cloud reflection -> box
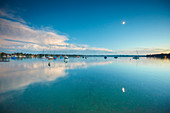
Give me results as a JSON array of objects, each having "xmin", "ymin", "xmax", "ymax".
[{"xmin": 0, "ymin": 58, "xmax": 113, "ymax": 95}]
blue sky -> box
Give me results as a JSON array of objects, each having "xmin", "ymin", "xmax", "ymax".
[{"xmin": 0, "ymin": 0, "xmax": 170, "ymax": 54}]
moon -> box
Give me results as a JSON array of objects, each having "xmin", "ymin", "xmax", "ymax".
[
  {"xmin": 122, "ymin": 87, "xmax": 125, "ymax": 92},
  {"xmin": 122, "ymin": 21, "xmax": 125, "ymax": 24}
]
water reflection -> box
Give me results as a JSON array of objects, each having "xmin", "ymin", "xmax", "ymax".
[
  {"xmin": 0, "ymin": 58, "xmax": 113, "ymax": 95},
  {"xmin": 1, "ymin": 57, "xmax": 170, "ymax": 96},
  {"xmin": 64, "ymin": 59, "xmax": 69, "ymax": 63},
  {"xmin": 122, "ymin": 87, "xmax": 125, "ymax": 93},
  {"xmin": 0, "ymin": 57, "xmax": 170, "ymax": 112}
]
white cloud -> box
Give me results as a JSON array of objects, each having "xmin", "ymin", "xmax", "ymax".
[
  {"xmin": 1, "ymin": 9, "xmax": 168, "ymax": 55},
  {"xmin": 116, "ymin": 48, "xmax": 170, "ymax": 55},
  {"xmin": 0, "ymin": 9, "xmax": 114, "ymax": 54},
  {"xmin": 0, "ymin": 8, "xmax": 26, "ymax": 23}
]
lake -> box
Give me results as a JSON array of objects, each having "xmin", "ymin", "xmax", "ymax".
[{"xmin": 0, "ymin": 57, "xmax": 170, "ymax": 113}]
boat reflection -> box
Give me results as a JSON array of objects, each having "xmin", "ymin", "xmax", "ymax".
[{"xmin": 64, "ymin": 58, "xmax": 69, "ymax": 63}]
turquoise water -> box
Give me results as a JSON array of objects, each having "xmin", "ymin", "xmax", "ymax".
[{"xmin": 0, "ymin": 57, "xmax": 170, "ymax": 113}]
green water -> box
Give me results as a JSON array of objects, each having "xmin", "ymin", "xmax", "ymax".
[{"xmin": 0, "ymin": 57, "xmax": 170, "ymax": 113}]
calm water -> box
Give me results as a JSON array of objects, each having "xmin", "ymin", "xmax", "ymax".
[{"xmin": 0, "ymin": 57, "xmax": 170, "ymax": 113}]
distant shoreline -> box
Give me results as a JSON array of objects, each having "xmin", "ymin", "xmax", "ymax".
[
  {"xmin": 146, "ymin": 53, "xmax": 170, "ymax": 59},
  {"xmin": 0, "ymin": 52, "xmax": 170, "ymax": 58},
  {"xmin": 0, "ymin": 52, "xmax": 145, "ymax": 57}
]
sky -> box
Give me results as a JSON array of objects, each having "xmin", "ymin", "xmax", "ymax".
[{"xmin": 0, "ymin": 0, "xmax": 170, "ymax": 55}]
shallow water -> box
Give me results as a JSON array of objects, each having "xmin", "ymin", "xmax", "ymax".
[{"xmin": 0, "ymin": 57, "xmax": 170, "ymax": 113}]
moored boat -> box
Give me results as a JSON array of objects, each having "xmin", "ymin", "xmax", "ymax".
[
  {"xmin": 18, "ymin": 55, "xmax": 22, "ymax": 58},
  {"xmin": 64, "ymin": 56, "xmax": 68, "ymax": 59},
  {"xmin": 133, "ymin": 56, "xmax": 139, "ymax": 59},
  {"xmin": 59, "ymin": 56, "xmax": 63, "ymax": 59},
  {"xmin": 114, "ymin": 56, "xmax": 118, "ymax": 59},
  {"xmin": 41, "ymin": 56, "xmax": 46, "ymax": 59},
  {"xmin": 41, "ymin": 49, "xmax": 46, "ymax": 59},
  {"xmin": 133, "ymin": 50, "xmax": 140, "ymax": 60},
  {"xmin": 2, "ymin": 55, "xmax": 6, "ymax": 58},
  {"xmin": 48, "ymin": 56, "xmax": 53, "ymax": 60},
  {"xmin": 11, "ymin": 55, "xmax": 17, "ymax": 59},
  {"xmin": 53, "ymin": 56, "xmax": 57, "ymax": 59}
]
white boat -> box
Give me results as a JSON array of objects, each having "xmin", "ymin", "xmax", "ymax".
[
  {"xmin": 48, "ymin": 56, "xmax": 53, "ymax": 60},
  {"xmin": 2, "ymin": 55, "xmax": 6, "ymax": 58},
  {"xmin": 47, "ymin": 47, "xmax": 53, "ymax": 60},
  {"xmin": 41, "ymin": 56, "xmax": 46, "ymax": 59},
  {"xmin": 7, "ymin": 55, "xmax": 10, "ymax": 58},
  {"xmin": 64, "ymin": 56, "xmax": 68, "ymax": 59}
]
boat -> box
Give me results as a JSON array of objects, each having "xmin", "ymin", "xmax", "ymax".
[
  {"xmin": 114, "ymin": 56, "xmax": 118, "ymax": 59},
  {"xmin": 133, "ymin": 50, "xmax": 139, "ymax": 60},
  {"xmin": 7, "ymin": 55, "xmax": 10, "ymax": 59},
  {"xmin": 104, "ymin": 56, "xmax": 107, "ymax": 59},
  {"xmin": 46, "ymin": 56, "xmax": 49, "ymax": 58},
  {"xmin": 133, "ymin": 56, "xmax": 139, "ymax": 59},
  {"xmin": 47, "ymin": 47, "xmax": 53, "ymax": 60},
  {"xmin": 59, "ymin": 56, "xmax": 63, "ymax": 59},
  {"xmin": 64, "ymin": 56, "xmax": 68, "ymax": 59},
  {"xmin": 85, "ymin": 56, "xmax": 88, "ymax": 59},
  {"xmin": 2, "ymin": 55, "xmax": 6, "ymax": 58},
  {"xmin": 41, "ymin": 56, "xmax": 46, "ymax": 59},
  {"xmin": 53, "ymin": 56, "xmax": 57, "ymax": 59},
  {"xmin": 41, "ymin": 49, "xmax": 46, "ymax": 59},
  {"xmin": 48, "ymin": 56, "xmax": 53, "ymax": 60},
  {"xmin": 18, "ymin": 55, "xmax": 22, "ymax": 58},
  {"xmin": 77, "ymin": 56, "xmax": 80, "ymax": 58},
  {"xmin": 83, "ymin": 56, "xmax": 87, "ymax": 59},
  {"xmin": 11, "ymin": 55, "xmax": 17, "ymax": 59}
]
